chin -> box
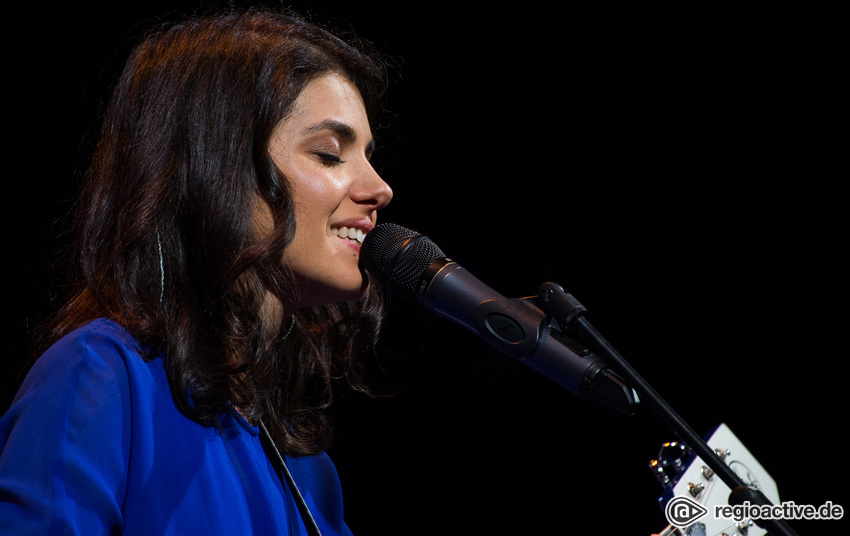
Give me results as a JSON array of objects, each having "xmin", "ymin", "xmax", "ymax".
[
  {"xmin": 298, "ymin": 275, "xmax": 370, "ymax": 308},
  {"xmin": 339, "ymin": 277, "xmax": 370, "ymax": 303}
]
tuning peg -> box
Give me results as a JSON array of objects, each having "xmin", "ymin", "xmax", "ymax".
[
  {"xmin": 687, "ymin": 481, "xmax": 705, "ymax": 498},
  {"xmin": 736, "ymin": 519, "xmax": 754, "ymax": 533},
  {"xmin": 649, "ymin": 458, "xmax": 671, "ymax": 487},
  {"xmin": 649, "ymin": 441, "xmax": 692, "ymax": 488}
]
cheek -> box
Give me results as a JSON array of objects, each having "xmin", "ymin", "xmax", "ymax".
[{"xmin": 289, "ymin": 169, "xmax": 347, "ymax": 215}]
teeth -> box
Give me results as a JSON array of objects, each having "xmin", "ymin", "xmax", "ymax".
[{"xmin": 331, "ymin": 226, "xmax": 367, "ymax": 245}]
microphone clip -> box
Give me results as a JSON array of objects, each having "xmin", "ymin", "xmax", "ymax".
[
  {"xmin": 535, "ymin": 282, "xmax": 588, "ymax": 331},
  {"xmin": 470, "ymin": 291, "xmax": 640, "ymax": 416}
]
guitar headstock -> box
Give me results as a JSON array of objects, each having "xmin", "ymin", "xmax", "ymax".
[{"xmin": 649, "ymin": 423, "xmax": 780, "ymax": 536}]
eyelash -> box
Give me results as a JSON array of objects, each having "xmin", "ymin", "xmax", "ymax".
[{"xmin": 315, "ymin": 152, "xmax": 346, "ymax": 166}]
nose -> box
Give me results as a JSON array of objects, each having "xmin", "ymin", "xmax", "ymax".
[{"xmin": 351, "ymin": 164, "xmax": 393, "ymax": 211}]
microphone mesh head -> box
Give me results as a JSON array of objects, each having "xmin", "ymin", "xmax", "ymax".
[{"xmin": 361, "ymin": 223, "xmax": 445, "ymax": 300}]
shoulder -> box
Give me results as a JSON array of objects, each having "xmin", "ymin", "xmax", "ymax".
[
  {"xmin": 5, "ymin": 318, "xmax": 160, "ymax": 427},
  {"xmin": 25, "ymin": 318, "xmax": 150, "ymax": 391},
  {"xmin": 41, "ymin": 317, "xmax": 143, "ymax": 366},
  {"xmin": 0, "ymin": 319, "xmax": 151, "ymax": 533}
]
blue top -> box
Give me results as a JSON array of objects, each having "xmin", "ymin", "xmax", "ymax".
[{"xmin": 0, "ymin": 318, "xmax": 354, "ymax": 535}]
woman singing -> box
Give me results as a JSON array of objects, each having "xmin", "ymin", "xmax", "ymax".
[{"xmin": 0, "ymin": 8, "xmax": 392, "ymax": 535}]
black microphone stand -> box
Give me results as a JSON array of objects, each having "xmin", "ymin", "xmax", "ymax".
[{"xmin": 535, "ymin": 282, "xmax": 799, "ymax": 536}]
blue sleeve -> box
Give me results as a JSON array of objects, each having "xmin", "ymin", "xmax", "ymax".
[{"xmin": 0, "ymin": 322, "xmax": 133, "ymax": 535}]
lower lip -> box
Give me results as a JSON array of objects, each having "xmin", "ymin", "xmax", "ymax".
[{"xmin": 337, "ymin": 236, "xmax": 362, "ymax": 252}]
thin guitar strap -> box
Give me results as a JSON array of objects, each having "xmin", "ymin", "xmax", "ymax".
[{"xmin": 259, "ymin": 421, "xmax": 323, "ymax": 536}]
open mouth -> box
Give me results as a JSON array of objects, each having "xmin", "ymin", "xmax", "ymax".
[{"xmin": 331, "ymin": 225, "xmax": 367, "ymax": 246}]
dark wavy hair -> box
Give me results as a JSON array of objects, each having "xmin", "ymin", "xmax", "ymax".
[{"xmin": 38, "ymin": 9, "xmax": 389, "ymax": 456}]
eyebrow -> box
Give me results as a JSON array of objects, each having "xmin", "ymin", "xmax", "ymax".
[{"xmin": 303, "ymin": 119, "xmax": 376, "ymax": 153}]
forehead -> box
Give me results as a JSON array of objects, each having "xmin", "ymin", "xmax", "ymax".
[{"xmin": 286, "ymin": 73, "xmax": 369, "ymax": 133}]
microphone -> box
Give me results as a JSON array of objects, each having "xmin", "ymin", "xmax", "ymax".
[{"xmin": 361, "ymin": 222, "xmax": 639, "ymax": 415}]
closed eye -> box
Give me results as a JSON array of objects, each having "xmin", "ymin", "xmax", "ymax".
[{"xmin": 315, "ymin": 152, "xmax": 346, "ymax": 166}]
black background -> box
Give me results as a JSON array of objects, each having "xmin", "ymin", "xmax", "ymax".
[{"xmin": 5, "ymin": 1, "xmax": 847, "ymax": 534}]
